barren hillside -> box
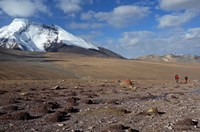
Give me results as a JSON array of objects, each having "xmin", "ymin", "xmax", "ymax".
[{"xmin": 0, "ymin": 50, "xmax": 200, "ymax": 80}]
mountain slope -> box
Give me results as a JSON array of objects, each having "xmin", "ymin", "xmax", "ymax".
[{"xmin": 0, "ymin": 18, "xmax": 123, "ymax": 58}]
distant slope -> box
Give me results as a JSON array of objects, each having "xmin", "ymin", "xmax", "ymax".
[
  {"xmin": 136, "ymin": 54, "xmax": 200, "ymax": 63},
  {"xmin": 46, "ymin": 43, "xmax": 124, "ymax": 58},
  {"xmin": 0, "ymin": 48, "xmax": 77, "ymax": 80}
]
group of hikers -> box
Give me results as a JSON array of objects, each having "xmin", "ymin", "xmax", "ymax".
[{"xmin": 175, "ymin": 74, "xmax": 188, "ymax": 83}]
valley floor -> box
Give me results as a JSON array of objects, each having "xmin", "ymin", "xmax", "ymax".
[{"xmin": 0, "ymin": 79, "xmax": 200, "ymax": 132}]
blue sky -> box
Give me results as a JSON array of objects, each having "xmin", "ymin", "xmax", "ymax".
[{"xmin": 0, "ymin": 0, "xmax": 200, "ymax": 58}]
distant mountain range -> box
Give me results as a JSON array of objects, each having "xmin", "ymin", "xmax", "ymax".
[
  {"xmin": 0, "ymin": 18, "xmax": 123, "ymax": 58},
  {"xmin": 136, "ymin": 54, "xmax": 200, "ymax": 63}
]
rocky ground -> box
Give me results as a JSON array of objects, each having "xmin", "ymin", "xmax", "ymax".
[{"xmin": 0, "ymin": 79, "xmax": 200, "ymax": 132}]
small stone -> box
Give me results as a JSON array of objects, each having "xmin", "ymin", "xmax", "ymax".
[
  {"xmin": 79, "ymin": 121, "xmax": 84, "ymax": 125},
  {"xmin": 57, "ymin": 123, "xmax": 64, "ymax": 127},
  {"xmin": 51, "ymin": 85, "xmax": 61, "ymax": 90},
  {"xmin": 88, "ymin": 126, "xmax": 94, "ymax": 130},
  {"xmin": 20, "ymin": 92, "xmax": 28, "ymax": 96},
  {"xmin": 165, "ymin": 125, "xmax": 173, "ymax": 130},
  {"xmin": 192, "ymin": 119, "xmax": 198, "ymax": 126},
  {"xmin": 31, "ymin": 128, "xmax": 37, "ymax": 132},
  {"xmin": 108, "ymin": 121, "xmax": 114, "ymax": 124},
  {"xmin": 146, "ymin": 107, "xmax": 159, "ymax": 114},
  {"xmin": 85, "ymin": 108, "xmax": 90, "ymax": 111},
  {"xmin": 9, "ymin": 123, "xmax": 13, "ymax": 127}
]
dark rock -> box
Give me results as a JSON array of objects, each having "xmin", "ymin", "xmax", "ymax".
[
  {"xmin": 67, "ymin": 91, "xmax": 78, "ymax": 96},
  {"xmin": 85, "ymin": 99, "xmax": 102, "ymax": 104},
  {"xmin": 0, "ymin": 90, "xmax": 8, "ymax": 94},
  {"xmin": 30, "ymin": 102, "xmax": 60, "ymax": 114},
  {"xmin": 0, "ymin": 105, "xmax": 20, "ymax": 112},
  {"xmin": 175, "ymin": 118, "xmax": 198, "ymax": 126},
  {"xmin": 66, "ymin": 97, "xmax": 80, "ymax": 105},
  {"xmin": 66, "ymin": 107, "xmax": 79, "ymax": 113},
  {"xmin": 107, "ymin": 99, "xmax": 121, "ymax": 105},
  {"xmin": 0, "ymin": 112, "xmax": 6, "ymax": 116},
  {"xmin": 120, "ymin": 109, "xmax": 132, "ymax": 114},
  {"xmin": 0, "ymin": 111, "xmax": 34, "ymax": 120},
  {"xmin": 43, "ymin": 111, "xmax": 69, "ymax": 122},
  {"xmin": 102, "ymin": 124, "xmax": 139, "ymax": 132}
]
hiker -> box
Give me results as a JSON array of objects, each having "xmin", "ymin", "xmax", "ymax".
[
  {"xmin": 185, "ymin": 76, "xmax": 188, "ymax": 83},
  {"xmin": 175, "ymin": 74, "xmax": 179, "ymax": 83}
]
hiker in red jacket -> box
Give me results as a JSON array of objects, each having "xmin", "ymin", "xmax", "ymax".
[{"xmin": 175, "ymin": 74, "xmax": 179, "ymax": 83}]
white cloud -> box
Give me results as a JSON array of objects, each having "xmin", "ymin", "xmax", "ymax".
[
  {"xmin": 106, "ymin": 28, "xmax": 200, "ymax": 58},
  {"xmin": 79, "ymin": 31, "xmax": 102, "ymax": 43},
  {"xmin": 68, "ymin": 22, "xmax": 104, "ymax": 29},
  {"xmin": 95, "ymin": 5, "xmax": 150, "ymax": 28},
  {"xmin": 158, "ymin": 0, "xmax": 200, "ymax": 28},
  {"xmin": 80, "ymin": 5, "xmax": 150, "ymax": 28},
  {"xmin": 157, "ymin": 10, "xmax": 198, "ymax": 28},
  {"xmin": 184, "ymin": 28, "xmax": 200, "ymax": 39},
  {"xmin": 57, "ymin": 0, "xmax": 82, "ymax": 14},
  {"xmin": 81, "ymin": 11, "xmax": 95, "ymax": 20},
  {"xmin": 0, "ymin": 0, "xmax": 49, "ymax": 17},
  {"xmin": 57, "ymin": 0, "xmax": 93, "ymax": 14},
  {"xmin": 160, "ymin": 0, "xmax": 200, "ymax": 10},
  {"xmin": 119, "ymin": 31, "xmax": 153, "ymax": 47}
]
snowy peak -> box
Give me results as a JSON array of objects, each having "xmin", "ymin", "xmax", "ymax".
[
  {"xmin": 9, "ymin": 18, "xmax": 29, "ymax": 31},
  {"xmin": 0, "ymin": 19, "xmax": 29, "ymax": 39},
  {"xmin": 0, "ymin": 18, "xmax": 98, "ymax": 51}
]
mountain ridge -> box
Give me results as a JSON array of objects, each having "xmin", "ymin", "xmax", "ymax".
[{"xmin": 136, "ymin": 54, "xmax": 200, "ymax": 63}]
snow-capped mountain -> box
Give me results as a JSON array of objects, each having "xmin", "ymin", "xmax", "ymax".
[
  {"xmin": 0, "ymin": 18, "xmax": 123, "ymax": 58},
  {"xmin": 0, "ymin": 18, "xmax": 98, "ymax": 51}
]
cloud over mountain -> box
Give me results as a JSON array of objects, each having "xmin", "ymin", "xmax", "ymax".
[
  {"xmin": 56, "ymin": 0, "xmax": 93, "ymax": 14},
  {"xmin": 95, "ymin": 5, "xmax": 150, "ymax": 28},
  {"xmin": 0, "ymin": 0, "xmax": 49, "ymax": 17}
]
